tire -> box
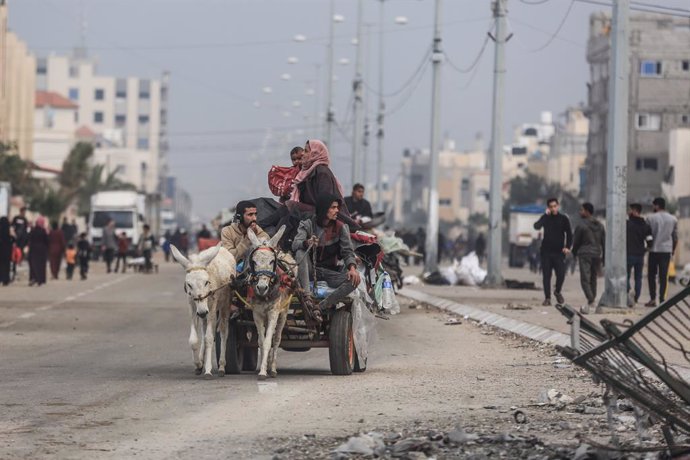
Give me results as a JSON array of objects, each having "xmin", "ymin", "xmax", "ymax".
[
  {"xmin": 224, "ymin": 322, "xmax": 244, "ymax": 374},
  {"xmin": 329, "ymin": 309, "xmax": 355, "ymax": 375}
]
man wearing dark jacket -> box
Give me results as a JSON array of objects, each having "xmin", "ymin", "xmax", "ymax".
[
  {"xmin": 626, "ymin": 203, "xmax": 651, "ymax": 306},
  {"xmin": 533, "ymin": 198, "xmax": 573, "ymax": 306},
  {"xmin": 293, "ymin": 194, "xmax": 361, "ymax": 311},
  {"xmin": 344, "ymin": 183, "xmax": 373, "ymax": 221},
  {"xmin": 572, "ymin": 203, "xmax": 605, "ymax": 313}
]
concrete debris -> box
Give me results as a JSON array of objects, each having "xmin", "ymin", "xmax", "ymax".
[
  {"xmin": 539, "ymin": 389, "xmax": 575, "ymax": 407},
  {"xmin": 444, "ymin": 317, "xmax": 462, "ymax": 325},
  {"xmin": 446, "ymin": 427, "xmax": 479, "ymax": 444},
  {"xmin": 504, "ymin": 302, "xmax": 533, "ymax": 310},
  {"xmin": 333, "ymin": 432, "xmax": 385, "ymax": 457}
]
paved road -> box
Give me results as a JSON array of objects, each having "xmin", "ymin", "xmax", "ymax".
[{"xmin": 0, "ymin": 260, "xmax": 601, "ymax": 459}]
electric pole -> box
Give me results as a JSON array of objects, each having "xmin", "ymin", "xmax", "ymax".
[
  {"xmin": 599, "ymin": 0, "xmax": 630, "ymax": 309},
  {"xmin": 376, "ymin": 0, "xmax": 386, "ymax": 211},
  {"xmin": 325, "ymin": 0, "xmax": 335, "ymax": 147},
  {"xmin": 351, "ymin": 0, "xmax": 364, "ymax": 187},
  {"xmin": 486, "ymin": 0, "xmax": 508, "ymax": 287},
  {"xmin": 424, "ymin": 0, "xmax": 443, "ymax": 273}
]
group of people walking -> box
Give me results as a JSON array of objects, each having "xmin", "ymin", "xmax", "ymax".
[
  {"xmin": 0, "ymin": 208, "xmax": 92, "ymax": 286},
  {"xmin": 535, "ymin": 197, "xmax": 678, "ymax": 313}
]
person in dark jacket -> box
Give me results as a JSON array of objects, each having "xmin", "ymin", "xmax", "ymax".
[
  {"xmin": 60, "ymin": 217, "xmax": 77, "ymax": 245},
  {"xmin": 48, "ymin": 220, "xmax": 67, "ymax": 279},
  {"xmin": 571, "ymin": 203, "xmax": 605, "ymax": 313},
  {"xmin": 626, "ymin": 203, "xmax": 651, "ymax": 306},
  {"xmin": 344, "ymin": 183, "xmax": 373, "ymax": 221},
  {"xmin": 77, "ymin": 232, "xmax": 91, "ymax": 280},
  {"xmin": 533, "ymin": 198, "xmax": 573, "ymax": 306},
  {"xmin": 474, "ymin": 233, "xmax": 486, "ymax": 265},
  {"xmin": 0, "ymin": 217, "xmax": 14, "ymax": 286},
  {"xmin": 293, "ymin": 194, "xmax": 361, "ymax": 312},
  {"xmin": 29, "ymin": 217, "xmax": 49, "ymax": 286}
]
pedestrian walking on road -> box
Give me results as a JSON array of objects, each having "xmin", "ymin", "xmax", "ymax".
[
  {"xmin": 61, "ymin": 217, "xmax": 77, "ymax": 245},
  {"xmin": 0, "ymin": 217, "xmax": 14, "ymax": 286},
  {"xmin": 138, "ymin": 224, "xmax": 156, "ymax": 273},
  {"xmin": 533, "ymin": 198, "xmax": 573, "ymax": 306},
  {"xmin": 114, "ymin": 232, "xmax": 129, "ymax": 273},
  {"xmin": 77, "ymin": 233, "xmax": 91, "ymax": 280},
  {"xmin": 29, "ymin": 217, "xmax": 49, "ymax": 286},
  {"xmin": 626, "ymin": 203, "xmax": 651, "ymax": 306},
  {"xmin": 645, "ymin": 197, "xmax": 678, "ymax": 307},
  {"xmin": 571, "ymin": 203, "xmax": 605, "ymax": 314},
  {"xmin": 11, "ymin": 207, "xmax": 29, "ymax": 278},
  {"xmin": 65, "ymin": 243, "xmax": 77, "ymax": 280},
  {"xmin": 102, "ymin": 219, "xmax": 117, "ymax": 273},
  {"xmin": 48, "ymin": 220, "xmax": 66, "ymax": 280}
]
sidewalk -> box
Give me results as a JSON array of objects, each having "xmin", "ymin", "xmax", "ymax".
[{"xmin": 397, "ymin": 263, "xmax": 686, "ymax": 346}]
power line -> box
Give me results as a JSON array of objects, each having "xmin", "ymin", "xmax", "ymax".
[
  {"xmin": 362, "ymin": 45, "xmax": 432, "ymax": 98},
  {"xmin": 528, "ymin": 0, "xmax": 577, "ymax": 52},
  {"xmin": 574, "ymin": 0, "xmax": 690, "ymax": 18},
  {"xmin": 444, "ymin": 27, "xmax": 492, "ymax": 74},
  {"xmin": 384, "ymin": 62, "xmax": 429, "ymax": 117}
]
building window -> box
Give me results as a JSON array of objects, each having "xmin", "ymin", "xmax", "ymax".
[
  {"xmin": 635, "ymin": 157, "xmax": 658, "ymax": 171},
  {"xmin": 138, "ymin": 80, "xmax": 151, "ymax": 99},
  {"xmin": 635, "ymin": 113, "xmax": 661, "ymax": 131},
  {"xmin": 116, "ymin": 78, "xmax": 127, "ymax": 99},
  {"xmin": 74, "ymin": 112, "xmax": 79, "ymax": 123},
  {"xmin": 682, "ymin": 60, "xmax": 689, "ymax": 72},
  {"xmin": 115, "ymin": 114, "xmax": 126, "ymax": 126},
  {"xmin": 138, "ymin": 115, "xmax": 150, "ymax": 124},
  {"xmin": 36, "ymin": 58, "xmax": 47, "ymax": 75},
  {"xmin": 439, "ymin": 198, "xmax": 451, "ymax": 206},
  {"xmin": 640, "ymin": 60, "xmax": 662, "ymax": 76},
  {"xmin": 682, "ymin": 114, "xmax": 690, "ymax": 125},
  {"xmin": 68, "ymin": 88, "xmax": 79, "ymax": 101},
  {"xmin": 69, "ymin": 64, "xmax": 80, "ymax": 78},
  {"xmin": 94, "ymin": 88, "xmax": 105, "ymax": 101},
  {"xmin": 137, "ymin": 137, "xmax": 150, "ymax": 149},
  {"xmin": 93, "ymin": 111, "xmax": 104, "ymax": 123}
]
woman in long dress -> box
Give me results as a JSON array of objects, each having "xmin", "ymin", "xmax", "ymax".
[
  {"xmin": 0, "ymin": 217, "xmax": 13, "ymax": 286},
  {"xmin": 29, "ymin": 216, "xmax": 49, "ymax": 286},
  {"xmin": 48, "ymin": 220, "xmax": 66, "ymax": 279}
]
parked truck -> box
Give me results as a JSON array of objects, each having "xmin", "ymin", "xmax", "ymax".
[
  {"xmin": 88, "ymin": 191, "xmax": 146, "ymax": 259},
  {"xmin": 508, "ymin": 205, "xmax": 544, "ymax": 268}
]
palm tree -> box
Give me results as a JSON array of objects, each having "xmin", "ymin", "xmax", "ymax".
[{"xmin": 77, "ymin": 164, "xmax": 137, "ymax": 217}]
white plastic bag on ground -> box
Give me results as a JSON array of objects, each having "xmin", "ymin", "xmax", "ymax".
[
  {"xmin": 402, "ymin": 275, "xmax": 421, "ymax": 285},
  {"xmin": 454, "ymin": 251, "xmax": 487, "ymax": 286},
  {"xmin": 350, "ymin": 285, "xmax": 378, "ymax": 366}
]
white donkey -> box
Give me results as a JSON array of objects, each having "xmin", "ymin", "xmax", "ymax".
[
  {"xmin": 170, "ymin": 244, "xmax": 236, "ymax": 378},
  {"xmin": 246, "ymin": 226, "xmax": 296, "ymax": 380}
]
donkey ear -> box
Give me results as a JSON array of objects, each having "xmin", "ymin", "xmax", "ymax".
[
  {"xmin": 268, "ymin": 225, "xmax": 286, "ymax": 249},
  {"xmin": 247, "ymin": 228, "xmax": 262, "ymax": 247},
  {"xmin": 170, "ymin": 244, "xmax": 190, "ymax": 269},
  {"xmin": 198, "ymin": 244, "xmax": 221, "ymax": 267}
]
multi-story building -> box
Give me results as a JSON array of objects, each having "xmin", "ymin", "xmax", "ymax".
[
  {"xmin": 585, "ymin": 12, "xmax": 690, "ymax": 205},
  {"xmin": 0, "ymin": 0, "xmax": 36, "ymax": 160},
  {"xmin": 33, "ymin": 91, "xmax": 78, "ymax": 171},
  {"xmin": 547, "ymin": 107, "xmax": 589, "ymax": 195}
]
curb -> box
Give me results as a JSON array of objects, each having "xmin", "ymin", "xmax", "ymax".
[{"xmin": 398, "ymin": 288, "xmax": 570, "ymax": 347}]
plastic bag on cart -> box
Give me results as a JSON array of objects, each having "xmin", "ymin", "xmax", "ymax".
[
  {"xmin": 373, "ymin": 271, "xmax": 400, "ymax": 315},
  {"xmin": 350, "ymin": 283, "xmax": 378, "ymax": 366}
]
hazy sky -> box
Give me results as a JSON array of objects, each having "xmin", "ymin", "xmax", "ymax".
[{"xmin": 8, "ymin": 0, "xmax": 689, "ymax": 219}]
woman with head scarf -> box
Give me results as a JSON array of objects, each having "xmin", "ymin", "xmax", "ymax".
[
  {"xmin": 0, "ymin": 217, "xmax": 14, "ymax": 286},
  {"xmin": 29, "ymin": 216, "xmax": 49, "ymax": 286},
  {"xmin": 48, "ymin": 220, "xmax": 67, "ymax": 279},
  {"xmin": 290, "ymin": 140, "xmax": 346, "ymax": 206}
]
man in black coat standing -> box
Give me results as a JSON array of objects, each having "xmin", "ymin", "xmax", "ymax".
[{"xmin": 533, "ymin": 198, "xmax": 573, "ymax": 306}]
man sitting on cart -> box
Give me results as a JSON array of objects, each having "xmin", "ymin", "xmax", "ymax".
[
  {"xmin": 292, "ymin": 194, "xmax": 361, "ymax": 312},
  {"xmin": 221, "ymin": 200, "xmax": 269, "ymax": 263}
]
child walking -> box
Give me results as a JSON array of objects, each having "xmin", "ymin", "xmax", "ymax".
[{"xmin": 65, "ymin": 243, "xmax": 77, "ymax": 280}]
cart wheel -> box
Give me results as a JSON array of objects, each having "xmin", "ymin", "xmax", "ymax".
[
  {"xmin": 242, "ymin": 346, "xmax": 258, "ymax": 371},
  {"xmin": 329, "ymin": 309, "xmax": 354, "ymax": 375},
  {"xmin": 225, "ymin": 322, "xmax": 244, "ymax": 374}
]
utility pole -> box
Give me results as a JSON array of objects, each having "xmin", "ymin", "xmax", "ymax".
[
  {"xmin": 325, "ymin": 0, "xmax": 335, "ymax": 147},
  {"xmin": 362, "ymin": 24, "xmax": 373, "ymax": 189},
  {"xmin": 351, "ymin": 0, "xmax": 364, "ymax": 187},
  {"xmin": 424, "ymin": 0, "xmax": 443, "ymax": 274},
  {"xmin": 486, "ymin": 0, "xmax": 508, "ymax": 287},
  {"xmin": 599, "ymin": 0, "xmax": 630, "ymax": 309},
  {"xmin": 376, "ymin": 0, "xmax": 386, "ymax": 211}
]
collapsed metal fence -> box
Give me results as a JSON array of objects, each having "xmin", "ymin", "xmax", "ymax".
[{"xmin": 556, "ymin": 285, "xmax": 690, "ymax": 453}]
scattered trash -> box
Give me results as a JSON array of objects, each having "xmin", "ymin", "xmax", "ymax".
[
  {"xmin": 539, "ymin": 388, "xmax": 574, "ymax": 407},
  {"xmin": 422, "ymin": 271, "xmax": 451, "ymax": 286},
  {"xmin": 447, "ymin": 427, "xmax": 479, "ymax": 444},
  {"xmin": 333, "ymin": 432, "xmax": 385, "ymax": 457},
  {"xmin": 444, "ymin": 317, "xmax": 462, "ymax": 326},
  {"xmin": 513, "ymin": 410, "xmax": 527, "ymax": 424},
  {"xmin": 504, "ymin": 302, "xmax": 532, "ymax": 310},
  {"xmin": 504, "ymin": 279, "xmax": 538, "ymax": 290},
  {"xmin": 402, "ymin": 275, "xmax": 422, "ymax": 286}
]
